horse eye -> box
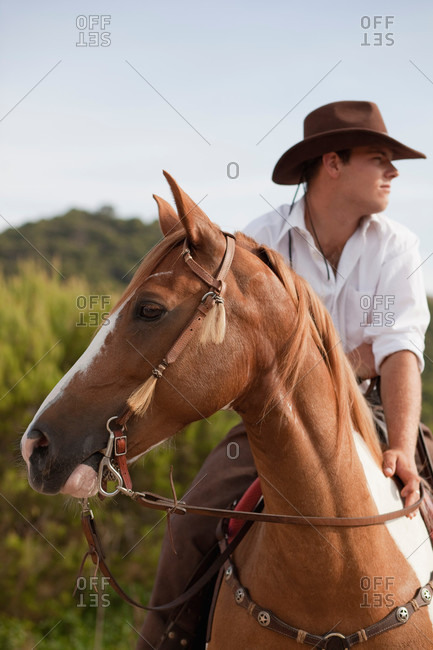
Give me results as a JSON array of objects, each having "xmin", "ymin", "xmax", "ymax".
[{"xmin": 138, "ymin": 303, "xmax": 165, "ymax": 321}]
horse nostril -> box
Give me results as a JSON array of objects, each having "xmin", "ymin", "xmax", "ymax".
[
  {"xmin": 22, "ymin": 429, "xmax": 50, "ymax": 465},
  {"xmin": 27, "ymin": 429, "xmax": 50, "ymax": 448}
]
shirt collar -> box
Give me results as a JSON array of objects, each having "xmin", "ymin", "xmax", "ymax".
[
  {"xmin": 281, "ymin": 196, "xmax": 383, "ymax": 242},
  {"xmin": 277, "ymin": 195, "xmax": 307, "ymax": 245}
]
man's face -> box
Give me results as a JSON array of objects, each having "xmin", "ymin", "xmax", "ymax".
[{"xmin": 337, "ymin": 145, "xmax": 398, "ymax": 215}]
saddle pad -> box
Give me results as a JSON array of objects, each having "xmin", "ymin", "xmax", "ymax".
[{"xmin": 228, "ymin": 477, "xmax": 262, "ymax": 542}]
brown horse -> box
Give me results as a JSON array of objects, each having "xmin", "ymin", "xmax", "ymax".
[{"xmin": 22, "ymin": 173, "xmax": 433, "ymax": 648}]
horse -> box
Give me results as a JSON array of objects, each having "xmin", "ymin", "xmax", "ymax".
[{"xmin": 21, "ymin": 172, "xmax": 433, "ymax": 648}]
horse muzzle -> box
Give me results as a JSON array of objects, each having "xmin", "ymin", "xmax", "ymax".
[{"xmin": 21, "ymin": 427, "xmax": 102, "ymax": 497}]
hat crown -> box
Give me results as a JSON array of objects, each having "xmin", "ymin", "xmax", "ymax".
[{"xmin": 304, "ymin": 101, "xmax": 388, "ymax": 138}]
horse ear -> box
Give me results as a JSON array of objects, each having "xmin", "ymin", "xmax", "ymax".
[
  {"xmin": 153, "ymin": 194, "xmax": 182, "ymax": 237},
  {"xmin": 162, "ymin": 170, "xmax": 213, "ymax": 246}
]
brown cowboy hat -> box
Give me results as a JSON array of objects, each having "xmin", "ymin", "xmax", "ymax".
[{"xmin": 272, "ymin": 100, "xmax": 426, "ymax": 185}]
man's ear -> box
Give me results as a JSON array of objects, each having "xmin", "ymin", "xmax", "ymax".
[
  {"xmin": 153, "ymin": 194, "xmax": 182, "ymax": 236},
  {"xmin": 321, "ymin": 152, "xmax": 343, "ymax": 179}
]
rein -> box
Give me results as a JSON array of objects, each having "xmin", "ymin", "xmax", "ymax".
[
  {"xmin": 79, "ymin": 231, "xmax": 425, "ymax": 616},
  {"xmin": 95, "ymin": 231, "xmax": 424, "ymax": 525},
  {"xmin": 97, "ymin": 420, "xmax": 425, "ymax": 526}
]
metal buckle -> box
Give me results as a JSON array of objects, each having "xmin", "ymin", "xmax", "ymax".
[
  {"xmin": 114, "ymin": 435, "xmax": 127, "ymax": 456},
  {"xmin": 201, "ymin": 290, "xmax": 217, "ymax": 303},
  {"xmin": 323, "ymin": 632, "xmax": 348, "ymax": 650}
]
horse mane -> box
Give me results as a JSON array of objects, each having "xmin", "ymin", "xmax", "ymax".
[{"xmin": 236, "ymin": 232, "xmax": 382, "ymax": 465}]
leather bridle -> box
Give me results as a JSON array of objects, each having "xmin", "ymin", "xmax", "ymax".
[
  {"xmin": 78, "ymin": 231, "xmax": 428, "ymax": 643},
  {"xmin": 97, "ymin": 231, "xmax": 236, "ymax": 497},
  {"xmin": 94, "ymin": 230, "xmax": 424, "ymax": 525}
]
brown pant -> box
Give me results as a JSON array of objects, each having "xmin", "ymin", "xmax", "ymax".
[{"xmin": 136, "ymin": 423, "xmax": 256, "ymax": 650}]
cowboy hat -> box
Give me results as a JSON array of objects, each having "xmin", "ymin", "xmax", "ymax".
[{"xmin": 272, "ymin": 100, "xmax": 426, "ymax": 185}]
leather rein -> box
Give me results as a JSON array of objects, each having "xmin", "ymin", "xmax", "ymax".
[
  {"xmin": 92, "ymin": 230, "xmax": 424, "ymax": 526},
  {"xmin": 79, "ymin": 231, "xmax": 425, "ymax": 614},
  {"xmin": 96, "ymin": 417, "xmax": 425, "ymax": 527}
]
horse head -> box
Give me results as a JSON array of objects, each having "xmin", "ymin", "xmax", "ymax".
[{"xmin": 21, "ymin": 172, "xmax": 289, "ymax": 498}]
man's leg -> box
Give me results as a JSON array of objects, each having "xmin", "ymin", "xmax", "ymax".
[{"xmin": 136, "ymin": 422, "xmax": 256, "ymax": 650}]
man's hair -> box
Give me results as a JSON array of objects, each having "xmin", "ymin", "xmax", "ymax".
[{"xmin": 302, "ymin": 149, "xmax": 351, "ymax": 185}]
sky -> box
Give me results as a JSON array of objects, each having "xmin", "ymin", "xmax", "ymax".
[{"xmin": 1, "ymin": 0, "xmax": 432, "ymax": 291}]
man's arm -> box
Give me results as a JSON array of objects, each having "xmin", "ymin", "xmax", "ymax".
[
  {"xmin": 348, "ymin": 345, "xmax": 422, "ymax": 514},
  {"xmin": 380, "ymin": 350, "xmax": 421, "ymax": 514}
]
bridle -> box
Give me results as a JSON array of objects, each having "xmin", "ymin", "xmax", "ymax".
[
  {"xmin": 78, "ymin": 231, "xmax": 429, "ymax": 646},
  {"xmin": 93, "ymin": 230, "xmax": 424, "ymax": 525},
  {"xmin": 97, "ymin": 231, "xmax": 237, "ymax": 497}
]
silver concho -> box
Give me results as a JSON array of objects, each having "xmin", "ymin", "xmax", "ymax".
[
  {"xmin": 396, "ymin": 606, "xmax": 409, "ymax": 623},
  {"xmin": 235, "ymin": 588, "xmax": 245, "ymax": 604},
  {"xmin": 257, "ymin": 611, "xmax": 271, "ymax": 627},
  {"xmin": 421, "ymin": 587, "xmax": 432, "ymax": 603}
]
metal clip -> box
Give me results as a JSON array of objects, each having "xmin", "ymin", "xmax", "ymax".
[{"xmin": 97, "ymin": 416, "xmax": 125, "ymax": 497}]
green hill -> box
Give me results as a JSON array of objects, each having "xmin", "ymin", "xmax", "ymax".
[{"xmin": 0, "ymin": 206, "xmax": 162, "ymax": 288}]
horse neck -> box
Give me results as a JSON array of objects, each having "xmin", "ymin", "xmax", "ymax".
[{"xmin": 240, "ymin": 345, "xmax": 373, "ymax": 522}]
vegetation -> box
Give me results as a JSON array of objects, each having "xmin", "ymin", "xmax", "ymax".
[
  {"xmin": 0, "ymin": 209, "xmax": 432, "ymax": 649},
  {"xmin": 0, "ymin": 258, "xmax": 238, "ymax": 649},
  {"xmin": 0, "ymin": 207, "xmax": 162, "ymax": 289}
]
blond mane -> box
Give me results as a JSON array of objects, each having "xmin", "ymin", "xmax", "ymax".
[{"xmin": 236, "ymin": 232, "xmax": 382, "ymax": 465}]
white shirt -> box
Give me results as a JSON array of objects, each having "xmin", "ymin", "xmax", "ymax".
[{"xmin": 244, "ymin": 196, "xmax": 430, "ymax": 373}]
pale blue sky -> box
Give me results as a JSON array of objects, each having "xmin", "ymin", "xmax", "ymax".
[{"xmin": 1, "ymin": 1, "xmax": 432, "ymax": 290}]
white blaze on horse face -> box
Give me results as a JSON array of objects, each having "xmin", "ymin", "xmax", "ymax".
[
  {"xmin": 353, "ymin": 431, "xmax": 433, "ymax": 626},
  {"xmin": 146, "ymin": 271, "xmax": 173, "ymax": 280},
  {"xmin": 21, "ymin": 306, "xmax": 123, "ymax": 453}
]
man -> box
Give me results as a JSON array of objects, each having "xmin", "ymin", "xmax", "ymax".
[{"xmin": 137, "ymin": 101, "xmax": 430, "ymax": 650}]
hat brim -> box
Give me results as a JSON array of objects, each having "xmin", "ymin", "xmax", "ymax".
[{"xmin": 272, "ymin": 128, "xmax": 426, "ymax": 185}]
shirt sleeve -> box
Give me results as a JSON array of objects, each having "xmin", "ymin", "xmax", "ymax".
[
  {"xmin": 243, "ymin": 208, "xmax": 289, "ymax": 250},
  {"xmin": 365, "ymin": 235, "xmax": 430, "ymax": 373},
  {"xmin": 243, "ymin": 214, "xmax": 276, "ymax": 247}
]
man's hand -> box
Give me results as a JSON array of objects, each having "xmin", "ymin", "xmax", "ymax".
[{"xmin": 382, "ymin": 448, "xmax": 420, "ymax": 518}]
